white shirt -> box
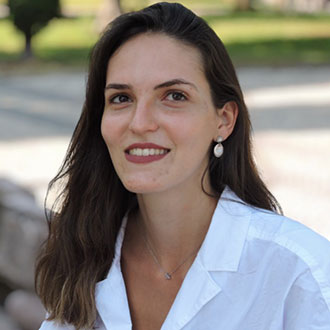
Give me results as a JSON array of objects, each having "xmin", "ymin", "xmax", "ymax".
[{"xmin": 40, "ymin": 188, "xmax": 330, "ymax": 329}]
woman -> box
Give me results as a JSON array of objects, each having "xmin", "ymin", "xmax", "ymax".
[{"xmin": 36, "ymin": 2, "xmax": 330, "ymax": 329}]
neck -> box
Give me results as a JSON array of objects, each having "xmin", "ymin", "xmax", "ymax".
[{"xmin": 133, "ymin": 178, "xmax": 218, "ymax": 270}]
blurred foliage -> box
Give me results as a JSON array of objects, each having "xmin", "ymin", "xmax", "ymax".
[
  {"xmin": 0, "ymin": 1, "xmax": 329, "ymax": 68},
  {"xmin": 0, "ymin": 0, "xmax": 234, "ymax": 13}
]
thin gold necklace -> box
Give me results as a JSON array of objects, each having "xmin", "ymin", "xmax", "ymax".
[{"xmin": 141, "ymin": 228, "xmax": 199, "ymax": 280}]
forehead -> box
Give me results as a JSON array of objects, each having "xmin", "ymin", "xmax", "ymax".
[{"xmin": 105, "ymin": 33, "xmax": 205, "ymax": 84}]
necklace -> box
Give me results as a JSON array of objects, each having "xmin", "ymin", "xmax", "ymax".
[{"xmin": 141, "ymin": 229, "xmax": 199, "ymax": 280}]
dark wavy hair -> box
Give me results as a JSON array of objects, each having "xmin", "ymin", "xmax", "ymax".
[{"xmin": 35, "ymin": 2, "xmax": 281, "ymax": 328}]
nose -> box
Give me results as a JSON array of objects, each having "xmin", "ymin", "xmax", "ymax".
[{"xmin": 128, "ymin": 100, "xmax": 159, "ymax": 134}]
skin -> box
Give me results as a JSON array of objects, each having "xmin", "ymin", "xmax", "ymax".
[{"xmin": 101, "ymin": 32, "xmax": 238, "ymax": 329}]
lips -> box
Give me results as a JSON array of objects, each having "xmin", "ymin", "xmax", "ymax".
[{"xmin": 125, "ymin": 143, "xmax": 170, "ymax": 164}]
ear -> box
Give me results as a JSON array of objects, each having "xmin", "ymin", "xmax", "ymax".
[{"xmin": 214, "ymin": 101, "xmax": 238, "ymax": 141}]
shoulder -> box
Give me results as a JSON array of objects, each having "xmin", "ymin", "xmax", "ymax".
[
  {"xmin": 220, "ymin": 188, "xmax": 330, "ymax": 268},
  {"xmin": 248, "ymin": 207, "xmax": 330, "ymax": 270},
  {"xmin": 219, "ymin": 188, "xmax": 330, "ymax": 280},
  {"xmin": 39, "ymin": 313, "xmax": 104, "ymax": 330},
  {"xmin": 245, "ymin": 206, "xmax": 330, "ymax": 303},
  {"xmin": 39, "ymin": 320, "xmax": 75, "ymax": 330},
  {"xmin": 39, "ymin": 320, "xmax": 102, "ymax": 330}
]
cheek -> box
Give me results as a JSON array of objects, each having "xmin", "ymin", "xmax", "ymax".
[
  {"xmin": 100, "ymin": 115, "xmax": 108, "ymax": 143},
  {"xmin": 171, "ymin": 115, "xmax": 214, "ymax": 147},
  {"xmin": 101, "ymin": 113, "xmax": 121, "ymax": 147},
  {"xmin": 101, "ymin": 115, "xmax": 125, "ymax": 171}
]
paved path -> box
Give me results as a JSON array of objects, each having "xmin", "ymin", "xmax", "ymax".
[{"xmin": 0, "ymin": 66, "xmax": 330, "ymax": 239}]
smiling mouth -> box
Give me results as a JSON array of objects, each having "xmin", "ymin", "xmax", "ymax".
[
  {"xmin": 124, "ymin": 146, "xmax": 170, "ymax": 164},
  {"xmin": 127, "ymin": 148, "xmax": 170, "ymax": 156}
]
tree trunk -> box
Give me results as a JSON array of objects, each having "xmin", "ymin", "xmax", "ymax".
[
  {"xmin": 236, "ymin": 0, "xmax": 253, "ymax": 11},
  {"xmin": 116, "ymin": 0, "xmax": 122, "ymax": 13},
  {"xmin": 23, "ymin": 31, "xmax": 33, "ymax": 59},
  {"xmin": 97, "ymin": 0, "xmax": 122, "ymax": 31}
]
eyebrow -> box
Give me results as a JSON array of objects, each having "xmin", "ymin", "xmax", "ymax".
[
  {"xmin": 104, "ymin": 79, "xmax": 197, "ymax": 91},
  {"xmin": 154, "ymin": 79, "xmax": 197, "ymax": 91},
  {"xmin": 105, "ymin": 83, "xmax": 131, "ymax": 90}
]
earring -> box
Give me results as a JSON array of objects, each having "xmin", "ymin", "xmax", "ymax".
[{"xmin": 213, "ymin": 136, "xmax": 224, "ymax": 158}]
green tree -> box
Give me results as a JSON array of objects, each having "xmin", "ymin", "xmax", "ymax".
[{"xmin": 8, "ymin": 0, "xmax": 61, "ymax": 58}]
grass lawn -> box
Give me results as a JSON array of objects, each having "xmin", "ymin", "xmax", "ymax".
[
  {"xmin": 0, "ymin": 16, "xmax": 97, "ymax": 67},
  {"xmin": 0, "ymin": 10, "xmax": 330, "ymax": 70},
  {"xmin": 206, "ymin": 12, "xmax": 330, "ymax": 66}
]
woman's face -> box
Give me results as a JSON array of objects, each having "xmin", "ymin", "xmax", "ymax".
[{"xmin": 101, "ymin": 33, "xmax": 223, "ymax": 194}]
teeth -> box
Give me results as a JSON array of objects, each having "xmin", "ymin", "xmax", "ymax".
[{"xmin": 128, "ymin": 148, "xmax": 168, "ymax": 156}]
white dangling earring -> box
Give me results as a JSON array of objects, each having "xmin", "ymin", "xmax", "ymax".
[{"xmin": 213, "ymin": 136, "xmax": 224, "ymax": 158}]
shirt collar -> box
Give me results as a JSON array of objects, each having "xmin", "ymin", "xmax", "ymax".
[
  {"xmin": 112, "ymin": 187, "xmax": 251, "ymax": 273},
  {"xmin": 95, "ymin": 213, "xmax": 132, "ymax": 329},
  {"xmin": 96, "ymin": 187, "xmax": 252, "ymax": 329},
  {"xmin": 112, "ymin": 213, "xmax": 128, "ymax": 266},
  {"xmin": 197, "ymin": 186, "xmax": 252, "ymax": 272}
]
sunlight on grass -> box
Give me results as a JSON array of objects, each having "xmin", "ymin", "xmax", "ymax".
[
  {"xmin": 226, "ymin": 37, "xmax": 330, "ymax": 66},
  {"xmin": 208, "ymin": 16, "xmax": 330, "ymax": 42},
  {"xmin": 0, "ymin": 17, "xmax": 97, "ymax": 63},
  {"xmin": 58, "ymin": 0, "xmax": 233, "ymax": 12},
  {"xmin": 34, "ymin": 17, "xmax": 98, "ymax": 64},
  {"xmin": 59, "ymin": 0, "xmax": 103, "ymax": 15},
  {"xmin": 0, "ymin": 19, "xmax": 24, "ymax": 53},
  {"xmin": 34, "ymin": 17, "xmax": 97, "ymax": 48},
  {"xmin": 1, "ymin": 10, "xmax": 330, "ymax": 66},
  {"xmin": 62, "ymin": 0, "xmax": 102, "ymax": 5}
]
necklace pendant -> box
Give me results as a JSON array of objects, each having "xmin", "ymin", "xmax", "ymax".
[{"xmin": 164, "ymin": 272, "xmax": 172, "ymax": 280}]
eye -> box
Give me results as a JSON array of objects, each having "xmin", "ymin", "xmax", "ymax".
[
  {"xmin": 109, "ymin": 94, "xmax": 132, "ymax": 104},
  {"xmin": 165, "ymin": 91, "xmax": 187, "ymax": 102}
]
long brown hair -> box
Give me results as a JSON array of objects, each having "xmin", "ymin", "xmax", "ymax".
[{"xmin": 35, "ymin": 2, "xmax": 281, "ymax": 328}]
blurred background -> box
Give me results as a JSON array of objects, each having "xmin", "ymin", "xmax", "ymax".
[{"xmin": 0, "ymin": 0, "xmax": 330, "ymax": 329}]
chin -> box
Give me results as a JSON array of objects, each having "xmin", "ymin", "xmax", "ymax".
[{"xmin": 122, "ymin": 178, "xmax": 166, "ymax": 195}]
